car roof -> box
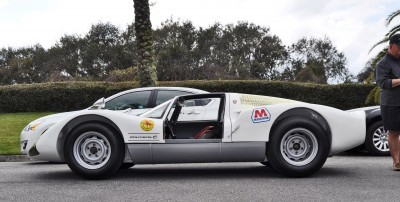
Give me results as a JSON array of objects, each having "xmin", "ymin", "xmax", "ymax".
[{"xmin": 104, "ymin": 87, "xmax": 208, "ymax": 102}]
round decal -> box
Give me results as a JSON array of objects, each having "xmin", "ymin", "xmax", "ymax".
[{"xmin": 140, "ymin": 119, "xmax": 155, "ymax": 131}]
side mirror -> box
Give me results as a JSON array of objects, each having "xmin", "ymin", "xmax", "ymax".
[{"xmin": 90, "ymin": 97, "xmax": 105, "ymax": 109}]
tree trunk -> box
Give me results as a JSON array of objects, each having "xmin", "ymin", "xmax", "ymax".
[{"xmin": 133, "ymin": 0, "xmax": 157, "ymax": 86}]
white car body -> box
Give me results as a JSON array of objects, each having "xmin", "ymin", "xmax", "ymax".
[
  {"xmin": 20, "ymin": 87, "xmax": 208, "ymax": 155},
  {"xmin": 29, "ymin": 93, "xmax": 365, "ymax": 178}
]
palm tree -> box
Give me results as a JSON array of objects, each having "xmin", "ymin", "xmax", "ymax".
[
  {"xmin": 133, "ymin": 0, "xmax": 157, "ymax": 87},
  {"xmin": 366, "ymin": 10, "xmax": 400, "ymax": 104}
]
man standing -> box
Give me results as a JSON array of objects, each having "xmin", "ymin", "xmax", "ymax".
[{"xmin": 375, "ymin": 33, "xmax": 400, "ymax": 171}]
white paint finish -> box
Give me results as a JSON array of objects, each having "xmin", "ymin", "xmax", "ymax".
[{"xmin": 32, "ymin": 93, "xmax": 366, "ymax": 163}]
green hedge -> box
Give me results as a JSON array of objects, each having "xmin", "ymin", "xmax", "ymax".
[{"xmin": 0, "ymin": 81, "xmax": 375, "ymax": 113}]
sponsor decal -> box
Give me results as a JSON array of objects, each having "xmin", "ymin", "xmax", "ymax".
[
  {"xmin": 251, "ymin": 107, "xmax": 271, "ymax": 123},
  {"xmin": 25, "ymin": 123, "xmax": 41, "ymax": 131},
  {"xmin": 140, "ymin": 119, "xmax": 155, "ymax": 131},
  {"xmin": 130, "ymin": 135, "xmax": 158, "ymax": 139}
]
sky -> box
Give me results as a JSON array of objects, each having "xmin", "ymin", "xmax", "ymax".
[{"xmin": 0, "ymin": 0, "xmax": 398, "ymax": 76}]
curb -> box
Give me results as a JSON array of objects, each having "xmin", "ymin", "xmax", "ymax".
[{"xmin": 0, "ymin": 155, "xmax": 36, "ymax": 162}]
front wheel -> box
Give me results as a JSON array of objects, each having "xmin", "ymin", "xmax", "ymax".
[
  {"xmin": 365, "ymin": 120, "xmax": 390, "ymax": 156},
  {"xmin": 267, "ymin": 117, "xmax": 329, "ymax": 177},
  {"xmin": 64, "ymin": 123, "xmax": 125, "ymax": 179}
]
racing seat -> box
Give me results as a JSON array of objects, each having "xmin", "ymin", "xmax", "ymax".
[{"xmin": 193, "ymin": 126, "xmax": 215, "ymax": 139}]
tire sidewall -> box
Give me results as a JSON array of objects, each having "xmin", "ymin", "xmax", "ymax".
[
  {"xmin": 267, "ymin": 117, "xmax": 329, "ymax": 177},
  {"xmin": 64, "ymin": 123, "xmax": 124, "ymax": 179}
]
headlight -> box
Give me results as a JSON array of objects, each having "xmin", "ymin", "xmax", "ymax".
[{"xmin": 24, "ymin": 123, "xmax": 42, "ymax": 132}]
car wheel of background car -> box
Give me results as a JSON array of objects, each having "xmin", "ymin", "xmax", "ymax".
[
  {"xmin": 64, "ymin": 123, "xmax": 125, "ymax": 180},
  {"xmin": 365, "ymin": 120, "xmax": 390, "ymax": 156},
  {"xmin": 120, "ymin": 163, "xmax": 135, "ymax": 169},
  {"xmin": 267, "ymin": 116, "xmax": 329, "ymax": 177}
]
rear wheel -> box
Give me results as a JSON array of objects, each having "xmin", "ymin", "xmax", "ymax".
[
  {"xmin": 365, "ymin": 120, "xmax": 390, "ymax": 156},
  {"xmin": 267, "ymin": 117, "xmax": 329, "ymax": 177},
  {"xmin": 64, "ymin": 123, "xmax": 124, "ymax": 179}
]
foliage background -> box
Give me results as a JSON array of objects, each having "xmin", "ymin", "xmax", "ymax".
[{"xmin": 0, "ymin": 81, "xmax": 374, "ymax": 113}]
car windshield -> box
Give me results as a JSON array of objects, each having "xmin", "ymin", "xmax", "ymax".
[{"xmin": 140, "ymin": 99, "xmax": 173, "ymax": 119}]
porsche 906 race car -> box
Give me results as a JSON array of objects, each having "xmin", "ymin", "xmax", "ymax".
[
  {"xmin": 347, "ymin": 106, "xmax": 388, "ymax": 156},
  {"xmin": 28, "ymin": 93, "xmax": 365, "ymax": 179},
  {"xmin": 20, "ymin": 87, "xmax": 207, "ymax": 155}
]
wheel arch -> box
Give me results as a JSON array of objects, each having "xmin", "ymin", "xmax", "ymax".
[
  {"xmin": 366, "ymin": 113, "xmax": 382, "ymax": 128},
  {"xmin": 56, "ymin": 114, "xmax": 124, "ymax": 162},
  {"xmin": 270, "ymin": 108, "xmax": 332, "ymax": 146}
]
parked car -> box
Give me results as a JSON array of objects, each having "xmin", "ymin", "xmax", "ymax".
[
  {"xmin": 28, "ymin": 93, "xmax": 365, "ymax": 179},
  {"xmin": 347, "ymin": 106, "xmax": 388, "ymax": 156},
  {"xmin": 20, "ymin": 87, "xmax": 208, "ymax": 155}
]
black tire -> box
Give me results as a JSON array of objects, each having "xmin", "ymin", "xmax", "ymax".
[
  {"xmin": 120, "ymin": 163, "xmax": 135, "ymax": 170},
  {"xmin": 267, "ymin": 117, "xmax": 329, "ymax": 177},
  {"xmin": 64, "ymin": 123, "xmax": 125, "ymax": 180},
  {"xmin": 365, "ymin": 120, "xmax": 390, "ymax": 156}
]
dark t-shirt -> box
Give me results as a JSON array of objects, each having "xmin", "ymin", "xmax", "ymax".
[{"xmin": 375, "ymin": 53, "xmax": 400, "ymax": 106}]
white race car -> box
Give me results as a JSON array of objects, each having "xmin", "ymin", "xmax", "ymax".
[
  {"xmin": 21, "ymin": 87, "xmax": 208, "ymax": 155},
  {"xmin": 28, "ymin": 93, "xmax": 365, "ymax": 179}
]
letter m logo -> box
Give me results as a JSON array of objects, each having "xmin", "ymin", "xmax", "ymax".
[{"xmin": 251, "ymin": 107, "xmax": 271, "ymax": 123}]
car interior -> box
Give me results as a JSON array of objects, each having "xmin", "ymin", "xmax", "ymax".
[{"xmin": 164, "ymin": 94, "xmax": 225, "ymax": 140}]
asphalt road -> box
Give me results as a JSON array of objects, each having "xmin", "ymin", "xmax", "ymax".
[{"xmin": 0, "ymin": 153, "xmax": 399, "ymax": 201}]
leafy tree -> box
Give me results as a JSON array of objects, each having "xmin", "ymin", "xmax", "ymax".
[
  {"xmin": 46, "ymin": 35, "xmax": 83, "ymax": 80},
  {"xmin": 251, "ymin": 34, "xmax": 288, "ymax": 80},
  {"xmin": 206, "ymin": 22, "xmax": 287, "ymax": 80},
  {"xmin": 133, "ymin": 0, "xmax": 157, "ymax": 86},
  {"xmin": 221, "ymin": 22, "xmax": 285, "ymax": 79},
  {"xmin": 153, "ymin": 19, "xmax": 197, "ymax": 81},
  {"xmin": 283, "ymin": 36, "xmax": 348, "ymax": 84},
  {"xmin": 81, "ymin": 22, "xmax": 122, "ymax": 79},
  {"xmin": 194, "ymin": 23, "xmax": 230, "ymax": 79},
  {"xmin": 0, "ymin": 45, "xmax": 48, "ymax": 84}
]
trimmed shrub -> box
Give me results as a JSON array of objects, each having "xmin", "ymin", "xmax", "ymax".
[{"xmin": 0, "ymin": 81, "xmax": 375, "ymax": 113}]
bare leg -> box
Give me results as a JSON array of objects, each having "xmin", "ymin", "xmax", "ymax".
[{"xmin": 388, "ymin": 130, "xmax": 400, "ymax": 165}]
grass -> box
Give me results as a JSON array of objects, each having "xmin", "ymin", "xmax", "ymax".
[{"xmin": 0, "ymin": 112, "xmax": 53, "ymax": 155}]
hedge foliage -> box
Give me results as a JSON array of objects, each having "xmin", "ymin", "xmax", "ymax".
[{"xmin": 0, "ymin": 81, "xmax": 375, "ymax": 113}]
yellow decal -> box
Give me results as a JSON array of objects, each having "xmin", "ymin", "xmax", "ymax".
[
  {"xmin": 30, "ymin": 123, "xmax": 41, "ymax": 131},
  {"xmin": 239, "ymin": 94, "xmax": 300, "ymax": 107},
  {"xmin": 140, "ymin": 119, "xmax": 154, "ymax": 131}
]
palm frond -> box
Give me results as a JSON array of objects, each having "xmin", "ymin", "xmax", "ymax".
[
  {"xmin": 365, "ymin": 72, "xmax": 374, "ymax": 84},
  {"xmin": 385, "ymin": 25, "xmax": 400, "ymax": 37},
  {"xmin": 370, "ymin": 49, "xmax": 387, "ymax": 68},
  {"xmin": 366, "ymin": 86, "xmax": 381, "ymax": 105},
  {"xmin": 386, "ymin": 10, "xmax": 400, "ymax": 26},
  {"xmin": 369, "ymin": 38, "xmax": 389, "ymax": 53}
]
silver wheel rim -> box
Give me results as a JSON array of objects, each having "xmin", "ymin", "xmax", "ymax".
[
  {"xmin": 280, "ymin": 128, "xmax": 318, "ymax": 166},
  {"xmin": 73, "ymin": 131, "xmax": 111, "ymax": 170},
  {"xmin": 372, "ymin": 126, "xmax": 389, "ymax": 152}
]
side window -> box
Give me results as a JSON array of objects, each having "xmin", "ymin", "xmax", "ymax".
[
  {"xmin": 104, "ymin": 91, "xmax": 151, "ymax": 110},
  {"xmin": 155, "ymin": 90, "xmax": 193, "ymax": 106},
  {"xmin": 179, "ymin": 98, "xmax": 220, "ymax": 121},
  {"xmin": 184, "ymin": 98, "xmax": 212, "ymax": 107}
]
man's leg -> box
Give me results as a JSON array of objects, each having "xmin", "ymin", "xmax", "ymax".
[{"xmin": 388, "ymin": 130, "xmax": 400, "ymax": 165}]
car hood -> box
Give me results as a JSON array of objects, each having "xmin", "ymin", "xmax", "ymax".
[{"xmin": 36, "ymin": 111, "xmax": 80, "ymax": 122}]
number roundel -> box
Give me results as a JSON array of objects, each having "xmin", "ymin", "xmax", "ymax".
[{"xmin": 140, "ymin": 119, "xmax": 155, "ymax": 131}]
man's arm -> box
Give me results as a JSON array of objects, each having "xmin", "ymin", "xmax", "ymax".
[
  {"xmin": 392, "ymin": 78, "xmax": 400, "ymax": 88},
  {"xmin": 375, "ymin": 60, "xmax": 395, "ymax": 89}
]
